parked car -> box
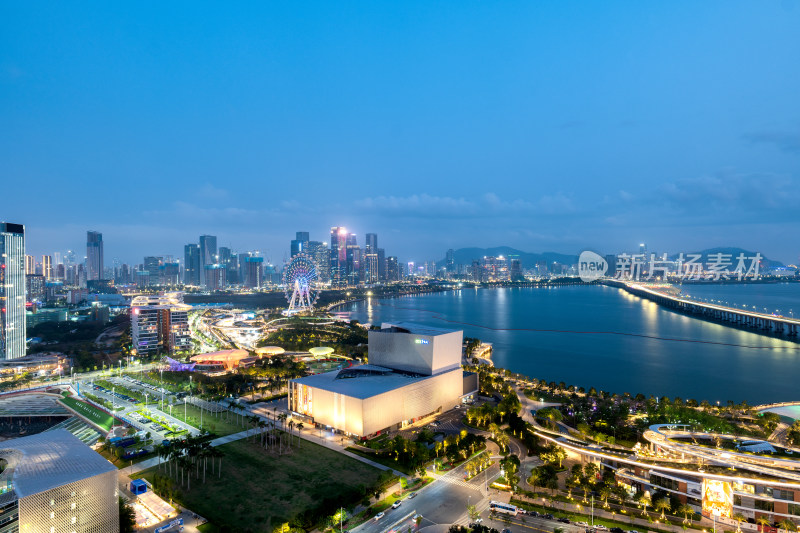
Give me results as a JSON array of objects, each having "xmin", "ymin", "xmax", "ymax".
[
  {"xmin": 374, "ymin": 512, "xmax": 385, "ymax": 521},
  {"xmin": 392, "ymin": 501, "xmax": 402, "ymax": 509},
  {"xmin": 407, "ymin": 492, "xmax": 417, "ymax": 499},
  {"xmin": 575, "ymin": 522, "xmax": 588, "ymax": 527},
  {"xmin": 528, "ymin": 511, "xmax": 539, "ymax": 517},
  {"xmin": 594, "ymin": 526, "xmax": 609, "ymax": 531},
  {"xmin": 610, "ymin": 528, "xmax": 624, "ymax": 533},
  {"xmin": 543, "ymin": 514, "xmax": 554, "ymax": 520},
  {"xmin": 558, "ymin": 517, "xmax": 570, "ymax": 523}
]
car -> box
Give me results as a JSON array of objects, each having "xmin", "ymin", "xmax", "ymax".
[
  {"xmin": 576, "ymin": 522, "xmax": 588, "ymax": 527},
  {"xmin": 392, "ymin": 501, "xmax": 402, "ymax": 509},
  {"xmin": 412, "ymin": 515, "xmax": 422, "ymax": 522},
  {"xmin": 473, "ymin": 519, "xmax": 483, "ymax": 524},
  {"xmin": 407, "ymin": 492, "xmax": 417, "ymax": 499},
  {"xmin": 626, "ymin": 530, "xmax": 641, "ymax": 533},
  {"xmin": 543, "ymin": 514, "xmax": 554, "ymax": 520},
  {"xmin": 558, "ymin": 517, "xmax": 570, "ymax": 523},
  {"xmin": 501, "ymin": 529, "xmax": 512, "ymax": 533},
  {"xmin": 454, "ymin": 405, "xmax": 460, "ymax": 409},
  {"xmin": 594, "ymin": 526, "xmax": 609, "ymax": 531},
  {"xmin": 429, "ymin": 422, "xmax": 439, "ymax": 427},
  {"xmin": 528, "ymin": 511, "xmax": 539, "ymax": 517},
  {"xmin": 374, "ymin": 512, "xmax": 385, "ymax": 521},
  {"xmin": 610, "ymin": 528, "xmax": 624, "ymax": 533}
]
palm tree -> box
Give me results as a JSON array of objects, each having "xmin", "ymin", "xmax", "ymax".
[
  {"xmin": 732, "ymin": 513, "xmax": 747, "ymax": 533},
  {"xmin": 778, "ymin": 519, "xmax": 798, "ymax": 533},
  {"xmin": 757, "ymin": 517, "xmax": 771, "ymax": 532},
  {"xmin": 638, "ymin": 493, "xmax": 652, "ymax": 517},
  {"xmin": 495, "ymin": 432, "xmax": 510, "ymax": 453},
  {"xmin": 598, "ymin": 486, "xmax": 611, "ymax": 508},
  {"xmin": 488, "ymin": 423, "xmax": 500, "ymax": 439},
  {"xmin": 527, "ymin": 468, "xmax": 542, "ymax": 496},
  {"xmin": 654, "ymin": 498, "xmax": 670, "ymax": 520},
  {"xmin": 677, "ymin": 503, "xmax": 693, "ymax": 524}
]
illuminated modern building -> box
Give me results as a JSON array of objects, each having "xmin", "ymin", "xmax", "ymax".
[
  {"xmin": 308, "ymin": 241, "xmax": 330, "ymax": 283},
  {"xmin": 86, "ymin": 231, "xmax": 103, "ymax": 282},
  {"xmin": 1, "ymin": 223, "xmax": 26, "ymax": 361},
  {"xmin": 143, "ymin": 256, "xmax": 162, "ymax": 286},
  {"xmin": 41, "ymin": 255, "xmax": 53, "ymax": 281},
  {"xmin": 0, "ymin": 429, "xmax": 119, "ymax": 533},
  {"xmin": 330, "ymin": 227, "xmax": 348, "ymax": 287},
  {"xmin": 291, "ymin": 231, "xmax": 310, "ymax": 258},
  {"xmin": 183, "ymin": 243, "xmax": 200, "ymax": 286},
  {"xmin": 199, "ymin": 235, "xmax": 217, "ymax": 285},
  {"xmin": 130, "ymin": 293, "xmax": 191, "ymax": 355},
  {"xmin": 387, "ymin": 256, "xmax": 399, "ymax": 282},
  {"xmin": 243, "ymin": 256, "xmax": 264, "ymax": 288},
  {"xmin": 289, "ymin": 323, "xmax": 477, "ymax": 438}
]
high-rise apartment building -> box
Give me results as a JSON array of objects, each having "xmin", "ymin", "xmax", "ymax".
[
  {"xmin": 330, "ymin": 227, "xmax": 348, "ymax": 287},
  {"xmin": 199, "ymin": 235, "xmax": 217, "ymax": 285},
  {"xmin": 204, "ymin": 264, "xmax": 226, "ymax": 291},
  {"xmin": 377, "ymin": 248, "xmax": 386, "ymax": 281},
  {"xmin": 131, "ymin": 293, "xmax": 191, "ymax": 355},
  {"xmin": 184, "ymin": 244, "xmax": 200, "ymax": 286},
  {"xmin": 346, "ymin": 233, "xmax": 361, "ymax": 286},
  {"xmin": 365, "ymin": 253, "xmax": 379, "ymax": 284},
  {"xmin": 86, "ymin": 231, "xmax": 103, "ymax": 281},
  {"xmin": 41, "ymin": 255, "xmax": 53, "ymax": 280},
  {"xmin": 243, "ymin": 256, "xmax": 264, "ymax": 288},
  {"xmin": 160, "ymin": 261, "xmax": 180, "ymax": 286},
  {"xmin": 25, "ymin": 254, "xmax": 35, "ymax": 275},
  {"xmin": 0, "ymin": 223, "xmax": 26, "ymax": 360}
]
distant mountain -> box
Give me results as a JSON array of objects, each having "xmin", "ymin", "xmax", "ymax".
[
  {"xmin": 438, "ymin": 247, "xmax": 578, "ymax": 268},
  {"xmin": 678, "ymin": 247, "xmax": 784, "ymax": 268}
]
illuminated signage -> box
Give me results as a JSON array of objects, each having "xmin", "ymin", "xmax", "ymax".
[
  {"xmin": 702, "ymin": 480, "xmax": 732, "ymax": 518},
  {"xmin": 415, "ymin": 339, "xmax": 429, "ymax": 345}
]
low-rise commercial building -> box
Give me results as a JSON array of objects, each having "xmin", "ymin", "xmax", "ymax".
[{"xmin": 0, "ymin": 428, "xmax": 119, "ymax": 532}]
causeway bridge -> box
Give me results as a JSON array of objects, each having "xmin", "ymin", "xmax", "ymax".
[{"xmin": 604, "ymin": 280, "xmax": 800, "ymax": 339}]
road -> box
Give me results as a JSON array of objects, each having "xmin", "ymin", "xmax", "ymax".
[{"xmin": 355, "ymin": 460, "xmax": 491, "ymax": 533}]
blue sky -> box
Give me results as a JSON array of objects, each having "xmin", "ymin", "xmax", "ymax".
[{"xmin": 2, "ymin": 1, "xmax": 799, "ymax": 264}]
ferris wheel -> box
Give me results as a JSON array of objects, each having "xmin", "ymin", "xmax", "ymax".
[{"xmin": 283, "ymin": 253, "xmax": 320, "ymax": 314}]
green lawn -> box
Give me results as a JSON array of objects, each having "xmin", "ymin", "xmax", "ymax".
[
  {"xmin": 60, "ymin": 396, "xmax": 117, "ymax": 431},
  {"xmin": 164, "ymin": 403, "xmax": 244, "ymax": 436},
  {"xmin": 139, "ymin": 438, "xmax": 389, "ymax": 533}
]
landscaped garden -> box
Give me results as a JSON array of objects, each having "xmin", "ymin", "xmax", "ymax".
[
  {"xmin": 60, "ymin": 395, "xmax": 117, "ymax": 431},
  {"xmin": 139, "ymin": 437, "xmax": 393, "ymax": 533}
]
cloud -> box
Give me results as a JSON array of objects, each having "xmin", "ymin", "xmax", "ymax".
[
  {"xmin": 743, "ymin": 130, "xmax": 800, "ymax": 154},
  {"xmin": 355, "ymin": 192, "xmax": 574, "ymax": 218},
  {"xmin": 196, "ymin": 183, "xmax": 229, "ymax": 199}
]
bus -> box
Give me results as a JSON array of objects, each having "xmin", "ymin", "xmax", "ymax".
[{"xmin": 489, "ymin": 501, "xmax": 518, "ymax": 516}]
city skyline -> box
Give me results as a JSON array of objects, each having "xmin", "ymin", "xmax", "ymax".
[{"xmin": 2, "ymin": 2, "xmax": 799, "ymax": 263}]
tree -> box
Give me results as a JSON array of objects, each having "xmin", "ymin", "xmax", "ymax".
[
  {"xmin": 677, "ymin": 503, "xmax": 694, "ymax": 524},
  {"xmin": 119, "ymin": 497, "xmax": 136, "ymax": 533},
  {"xmin": 638, "ymin": 493, "xmax": 652, "ymax": 516},
  {"xmin": 757, "ymin": 516, "xmax": 771, "ymax": 532},
  {"xmin": 732, "ymin": 513, "xmax": 747, "ymax": 533},
  {"xmin": 654, "ymin": 497, "xmax": 670, "ymax": 520},
  {"xmin": 779, "ymin": 519, "xmax": 798, "ymax": 532},
  {"xmin": 527, "ymin": 467, "xmax": 542, "ymax": 495},
  {"xmin": 468, "ymin": 504, "xmax": 480, "ymax": 522}
]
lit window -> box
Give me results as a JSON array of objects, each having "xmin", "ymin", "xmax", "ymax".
[
  {"xmin": 50, "ymin": 512, "xmax": 55, "ymax": 519},
  {"xmin": 70, "ymin": 503, "xmax": 76, "ymax": 510},
  {"xmin": 71, "ymin": 516, "xmax": 76, "ymax": 524}
]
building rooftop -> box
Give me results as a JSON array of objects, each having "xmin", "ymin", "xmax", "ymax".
[
  {"xmin": 0, "ymin": 429, "xmax": 116, "ymax": 497},
  {"xmin": 379, "ymin": 322, "xmax": 459, "ymax": 336},
  {"xmin": 293, "ymin": 364, "xmax": 456, "ymax": 399}
]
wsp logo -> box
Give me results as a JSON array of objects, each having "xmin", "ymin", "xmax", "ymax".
[{"xmin": 578, "ymin": 250, "xmax": 608, "ymax": 282}]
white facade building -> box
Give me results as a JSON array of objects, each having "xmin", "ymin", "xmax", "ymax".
[{"xmin": 289, "ymin": 323, "xmax": 477, "ymax": 437}]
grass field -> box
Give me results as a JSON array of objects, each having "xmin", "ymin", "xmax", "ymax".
[
  {"xmin": 166, "ymin": 403, "xmax": 245, "ymax": 436},
  {"xmin": 140, "ymin": 437, "xmax": 388, "ymax": 532},
  {"xmin": 60, "ymin": 396, "xmax": 116, "ymax": 431}
]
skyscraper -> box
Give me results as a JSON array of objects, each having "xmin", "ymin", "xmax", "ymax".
[
  {"xmin": 41, "ymin": 255, "xmax": 53, "ymax": 280},
  {"xmin": 184, "ymin": 244, "xmax": 200, "ymax": 286},
  {"xmin": 365, "ymin": 233, "xmax": 378, "ymax": 255},
  {"xmin": 346, "ymin": 233, "xmax": 361, "ymax": 286},
  {"xmin": 330, "ymin": 227, "xmax": 348, "ymax": 287},
  {"xmin": 307, "ymin": 241, "xmax": 330, "ymax": 283},
  {"xmin": 144, "ymin": 256, "xmax": 162, "ymax": 286},
  {"xmin": 387, "ymin": 256, "xmax": 399, "ymax": 282},
  {"xmin": 291, "ymin": 231, "xmax": 310, "ymax": 258},
  {"xmin": 86, "ymin": 231, "xmax": 103, "ymax": 281},
  {"xmin": 1, "ymin": 223, "xmax": 26, "ymax": 360},
  {"xmin": 199, "ymin": 235, "xmax": 217, "ymax": 284}
]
